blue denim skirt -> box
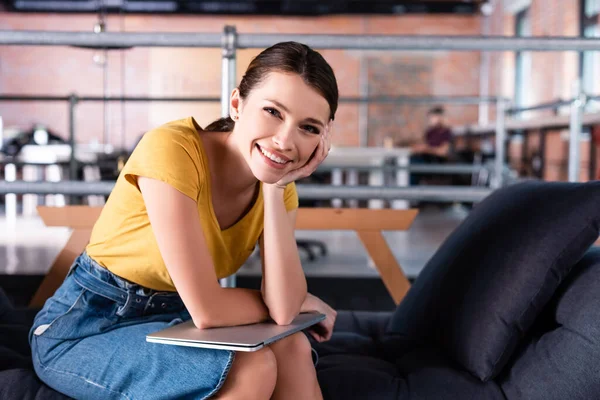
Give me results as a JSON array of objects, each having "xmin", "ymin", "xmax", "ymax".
[{"xmin": 29, "ymin": 252, "xmax": 235, "ymax": 400}]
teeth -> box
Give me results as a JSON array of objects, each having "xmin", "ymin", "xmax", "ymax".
[{"xmin": 259, "ymin": 146, "xmax": 286, "ymax": 164}]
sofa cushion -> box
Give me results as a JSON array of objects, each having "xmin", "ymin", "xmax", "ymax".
[
  {"xmin": 0, "ymin": 369, "xmax": 72, "ymax": 400},
  {"xmin": 0, "ymin": 287, "xmax": 38, "ymax": 372},
  {"xmin": 317, "ymin": 348, "xmax": 505, "ymax": 400},
  {"xmin": 499, "ymin": 247, "xmax": 600, "ymax": 400},
  {"xmin": 318, "ymin": 353, "xmax": 403, "ymax": 400},
  {"xmin": 315, "ymin": 312, "xmax": 504, "ymax": 400},
  {"xmin": 310, "ymin": 311, "xmax": 395, "ymax": 365},
  {"xmin": 388, "ymin": 181, "xmax": 600, "ymax": 381},
  {"xmin": 0, "ymin": 287, "xmax": 70, "ymax": 399},
  {"xmin": 333, "ymin": 311, "xmax": 391, "ymax": 336}
]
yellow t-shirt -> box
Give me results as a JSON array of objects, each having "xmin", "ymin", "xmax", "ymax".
[{"xmin": 86, "ymin": 117, "xmax": 299, "ymax": 291}]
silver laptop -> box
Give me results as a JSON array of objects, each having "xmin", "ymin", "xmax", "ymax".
[{"xmin": 146, "ymin": 312, "xmax": 325, "ymax": 352}]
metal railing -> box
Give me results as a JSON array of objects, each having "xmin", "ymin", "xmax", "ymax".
[
  {"xmin": 3, "ymin": 30, "xmax": 600, "ymax": 51},
  {"xmin": 4, "ymin": 27, "xmax": 600, "ymax": 286},
  {"xmin": 0, "ymin": 180, "xmax": 493, "ymax": 203}
]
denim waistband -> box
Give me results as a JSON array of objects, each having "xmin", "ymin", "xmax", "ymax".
[{"xmin": 71, "ymin": 252, "xmax": 186, "ymax": 317}]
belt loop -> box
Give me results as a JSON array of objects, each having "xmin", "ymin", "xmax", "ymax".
[
  {"xmin": 144, "ymin": 292, "xmax": 157, "ymax": 314},
  {"xmin": 66, "ymin": 252, "xmax": 84, "ymax": 277},
  {"xmin": 116, "ymin": 287, "xmax": 136, "ymax": 317}
]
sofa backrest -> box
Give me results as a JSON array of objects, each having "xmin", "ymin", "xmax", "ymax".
[
  {"xmin": 499, "ymin": 247, "xmax": 600, "ymax": 399},
  {"xmin": 387, "ymin": 181, "xmax": 600, "ymax": 382}
]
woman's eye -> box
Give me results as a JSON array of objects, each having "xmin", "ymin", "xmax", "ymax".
[
  {"xmin": 303, "ymin": 125, "xmax": 320, "ymax": 135},
  {"xmin": 264, "ymin": 107, "xmax": 281, "ymax": 118}
]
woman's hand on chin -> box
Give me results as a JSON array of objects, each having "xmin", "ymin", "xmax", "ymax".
[{"xmin": 267, "ymin": 121, "xmax": 332, "ymax": 190}]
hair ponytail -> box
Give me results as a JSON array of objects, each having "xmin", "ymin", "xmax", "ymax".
[{"xmin": 204, "ymin": 116, "xmax": 235, "ymax": 132}]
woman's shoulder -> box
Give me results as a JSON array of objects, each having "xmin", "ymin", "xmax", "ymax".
[
  {"xmin": 145, "ymin": 117, "xmax": 202, "ymax": 144},
  {"xmin": 129, "ymin": 117, "xmax": 207, "ymax": 173}
]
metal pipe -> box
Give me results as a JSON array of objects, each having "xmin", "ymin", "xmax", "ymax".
[
  {"xmin": 0, "ymin": 181, "xmax": 493, "ymax": 203},
  {"xmin": 78, "ymin": 96, "xmax": 219, "ymax": 102},
  {"xmin": 221, "ymin": 26, "xmax": 237, "ymax": 118},
  {"xmin": 0, "ymin": 95, "xmax": 72, "ymax": 101},
  {"xmin": 479, "ymin": 11, "xmax": 491, "ymax": 126},
  {"xmin": 296, "ymin": 185, "xmax": 494, "ymax": 203},
  {"xmin": 493, "ymin": 98, "xmax": 506, "ymax": 188},
  {"xmin": 102, "ymin": 49, "xmax": 110, "ymax": 146},
  {"xmin": 587, "ymin": 95, "xmax": 600, "ymax": 102},
  {"xmin": 358, "ymin": 56, "xmax": 369, "ymax": 147},
  {"xmin": 220, "ymin": 25, "xmax": 237, "ymax": 289},
  {"xmin": 228, "ymin": 29, "xmax": 237, "ymax": 100},
  {"xmin": 507, "ymin": 98, "xmax": 574, "ymax": 114},
  {"xmin": 0, "ymin": 181, "xmax": 115, "ymax": 195},
  {"xmin": 0, "ymin": 94, "xmax": 505, "ymax": 104},
  {"xmin": 0, "ymin": 95, "xmax": 221, "ymax": 102},
  {"xmin": 0, "ymin": 30, "xmax": 223, "ymax": 48},
  {"xmin": 4, "ymin": 164, "xmax": 17, "ymax": 225},
  {"xmin": 316, "ymin": 164, "xmax": 492, "ymax": 174},
  {"xmin": 225, "ymin": 34, "xmax": 600, "ymax": 52},
  {"xmin": 3, "ymin": 31, "xmax": 600, "ymax": 51},
  {"xmin": 68, "ymin": 94, "xmax": 78, "ymax": 181},
  {"xmin": 339, "ymin": 95, "xmax": 503, "ymax": 104},
  {"xmin": 568, "ymin": 80, "xmax": 585, "ymax": 182}
]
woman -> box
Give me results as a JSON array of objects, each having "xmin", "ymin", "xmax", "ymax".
[{"xmin": 29, "ymin": 41, "xmax": 338, "ymax": 400}]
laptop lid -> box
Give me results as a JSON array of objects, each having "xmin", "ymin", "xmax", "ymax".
[{"xmin": 146, "ymin": 312, "xmax": 325, "ymax": 352}]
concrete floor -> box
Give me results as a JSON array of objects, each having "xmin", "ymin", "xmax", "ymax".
[{"xmin": 0, "ymin": 205, "xmax": 469, "ymax": 279}]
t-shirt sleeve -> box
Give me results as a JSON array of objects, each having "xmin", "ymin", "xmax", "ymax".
[
  {"xmin": 123, "ymin": 128, "xmax": 202, "ymax": 201},
  {"xmin": 283, "ymin": 182, "xmax": 299, "ymax": 212}
]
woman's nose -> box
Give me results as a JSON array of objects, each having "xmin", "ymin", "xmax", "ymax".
[{"xmin": 272, "ymin": 126, "xmax": 294, "ymax": 150}]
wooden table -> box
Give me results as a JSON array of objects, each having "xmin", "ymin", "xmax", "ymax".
[{"xmin": 31, "ymin": 206, "xmax": 418, "ymax": 307}]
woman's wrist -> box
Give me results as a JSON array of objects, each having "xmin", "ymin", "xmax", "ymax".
[
  {"xmin": 300, "ymin": 293, "xmax": 317, "ymax": 313},
  {"xmin": 269, "ymin": 182, "xmax": 287, "ymax": 190},
  {"xmin": 263, "ymin": 182, "xmax": 286, "ymax": 196}
]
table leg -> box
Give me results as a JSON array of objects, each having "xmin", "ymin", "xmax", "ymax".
[
  {"xmin": 29, "ymin": 229, "xmax": 92, "ymax": 307},
  {"xmin": 356, "ymin": 230, "xmax": 411, "ymax": 305}
]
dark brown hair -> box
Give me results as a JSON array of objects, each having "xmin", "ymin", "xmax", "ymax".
[
  {"xmin": 428, "ymin": 106, "xmax": 445, "ymax": 116},
  {"xmin": 204, "ymin": 41, "xmax": 339, "ymax": 132}
]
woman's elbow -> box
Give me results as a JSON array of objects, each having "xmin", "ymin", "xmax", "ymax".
[
  {"xmin": 269, "ymin": 304, "xmax": 301, "ymax": 326},
  {"xmin": 191, "ymin": 310, "xmax": 222, "ymax": 329},
  {"xmin": 265, "ymin": 294, "xmax": 305, "ymax": 325},
  {"xmin": 191, "ymin": 316, "xmax": 212, "ymax": 330},
  {"xmin": 270, "ymin": 312, "xmax": 296, "ymax": 326}
]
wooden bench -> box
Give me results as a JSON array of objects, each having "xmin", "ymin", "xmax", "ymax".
[{"xmin": 30, "ymin": 206, "xmax": 418, "ymax": 307}]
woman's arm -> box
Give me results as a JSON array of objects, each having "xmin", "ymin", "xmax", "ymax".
[
  {"xmin": 260, "ymin": 184, "xmax": 307, "ymax": 325},
  {"xmin": 139, "ymin": 176, "xmax": 270, "ymax": 329},
  {"xmin": 259, "ymin": 122, "xmax": 332, "ymax": 325}
]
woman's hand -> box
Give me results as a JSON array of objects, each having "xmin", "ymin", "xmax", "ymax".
[
  {"xmin": 273, "ymin": 121, "xmax": 332, "ymax": 188},
  {"xmin": 300, "ymin": 293, "xmax": 337, "ymax": 342}
]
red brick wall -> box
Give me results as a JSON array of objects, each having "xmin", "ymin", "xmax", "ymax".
[
  {"xmin": 487, "ymin": 0, "xmax": 579, "ymax": 109},
  {"xmin": 485, "ymin": 0, "xmax": 594, "ymax": 181},
  {"xmin": 0, "ymin": 12, "xmax": 480, "ymax": 149}
]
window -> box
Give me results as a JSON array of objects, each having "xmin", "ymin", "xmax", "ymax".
[
  {"xmin": 585, "ymin": 0, "xmax": 600, "ymax": 17},
  {"xmin": 515, "ymin": 8, "xmax": 532, "ymax": 115},
  {"xmin": 581, "ymin": 0, "xmax": 600, "ymax": 111}
]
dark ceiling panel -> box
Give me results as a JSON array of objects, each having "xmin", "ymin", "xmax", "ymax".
[{"xmin": 3, "ymin": 0, "xmax": 484, "ymax": 15}]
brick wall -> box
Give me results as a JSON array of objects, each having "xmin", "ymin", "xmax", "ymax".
[
  {"xmin": 484, "ymin": 0, "xmax": 596, "ymax": 181},
  {"xmin": 0, "ymin": 12, "xmax": 480, "ymax": 149}
]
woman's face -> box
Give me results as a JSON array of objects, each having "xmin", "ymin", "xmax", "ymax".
[{"xmin": 231, "ymin": 72, "xmax": 330, "ymax": 184}]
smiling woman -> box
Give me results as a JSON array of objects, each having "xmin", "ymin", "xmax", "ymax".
[
  {"xmin": 29, "ymin": 41, "xmax": 339, "ymax": 400},
  {"xmin": 233, "ymin": 72, "xmax": 332, "ymax": 184}
]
